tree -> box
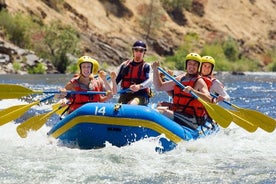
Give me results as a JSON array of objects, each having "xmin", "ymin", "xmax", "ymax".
[
  {"xmin": 42, "ymin": 21, "xmax": 80, "ymax": 73},
  {"xmin": 138, "ymin": 0, "xmax": 165, "ymax": 41}
]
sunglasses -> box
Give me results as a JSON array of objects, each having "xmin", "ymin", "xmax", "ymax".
[{"xmin": 134, "ymin": 48, "xmax": 145, "ymax": 53}]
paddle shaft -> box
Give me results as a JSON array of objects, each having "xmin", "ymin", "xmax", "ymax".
[{"xmin": 0, "ymin": 84, "xmax": 110, "ymax": 99}]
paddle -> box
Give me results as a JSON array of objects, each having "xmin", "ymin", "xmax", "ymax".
[
  {"xmin": 0, "ymin": 84, "xmax": 108, "ymax": 99},
  {"xmin": 157, "ymin": 67, "xmax": 233, "ymax": 128},
  {"xmin": 217, "ymin": 96, "xmax": 276, "ymax": 132},
  {"xmin": 0, "ymin": 95, "xmax": 55, "ymax": 126},
  {"xmin": 206, "ymin": 94, "xmax": 258, "ymax": 132},
  {"xmin": 16, "ymin": 103, "xmax": 68, "ymax": 138}
]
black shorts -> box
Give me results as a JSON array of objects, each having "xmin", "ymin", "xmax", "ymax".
[
  {"xmin": 173, "ymin": 112, "xmax": 199, "ymax": 130},
  {"xmin": 118, "ymin": 93, "xmax": 149, "ymax": 105}
]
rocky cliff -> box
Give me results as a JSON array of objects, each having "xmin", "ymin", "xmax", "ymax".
[{"xmin": 1, "ymin": 0, "xmax": 275, "ymax": 74}]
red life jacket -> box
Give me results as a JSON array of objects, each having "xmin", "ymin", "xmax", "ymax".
[
  {"xmin": 202, "ymin": 76, "xmax": 217, "ymax": 91},
  {"xmin": 202, "ymin": 76, "xmax": 212, "ymax": 91},
  {"xmin": 120, "ymin": 60, "xmax": 147, "ymax": 87},
  {"xmin": 172, "ymin": 75, "xmax": 206, "ymax": 119},
  {"xmin": 120, "ymin": 60, "xmax": 149, "ymax": 95},
  {"xmin": 68, "ymin": 77, "xmax": 102, "ymax": 112}
]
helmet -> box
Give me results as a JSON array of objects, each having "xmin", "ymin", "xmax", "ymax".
[
  {"xmin": 77, "ymin": 56, "xmax": 99, "ymax": 75},
  {"xmin": 201, "ymin": 56, "xmax": 215, "ymax": 73},
  {"xmin": 132, "ymin": 41, "xmax": 147, "ymax": 51},
  {"xmin": 185, "ymin": 53, "xmax": 202, "ymax": 71},
  {"xmin": 201, "ymin": 56, "xmax": 215, "ymax": 67}
]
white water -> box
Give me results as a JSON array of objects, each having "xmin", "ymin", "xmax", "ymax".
[
  {"xmin": 0, "ymin": 73, "xmax": 276, "ymax": 183},
  {"xmin": 1, "ymin": 117, "xmax": 275, "ymax": 183}
]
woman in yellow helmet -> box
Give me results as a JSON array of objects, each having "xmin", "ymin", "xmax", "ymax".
[
  {"xmin": 57, "ymin": 56, "xmax": 115, "ymax": 113},
  {"xmin": 152, "ymin": 53, "xmax": 213, "ymax": 130},
  {"xmin": 200, "ymin": 56, "xmax": 230, "ymax": 102}
]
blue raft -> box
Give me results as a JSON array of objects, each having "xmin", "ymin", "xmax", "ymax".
[{"xmin": 47, "ymin": 103, "xmax": 219, "ymax": 152}]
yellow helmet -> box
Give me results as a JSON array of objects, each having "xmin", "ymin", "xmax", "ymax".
[
  {"xmin": 185, "ymin": 53, "xmax": 202, "ymax": 71},
  {"xmin": 77, "ymin": 56, "xmax": 99, "ymax": 75},
  {"xmin": 201, "ymin": 56, "xmax": 215, "ymax": 73}
]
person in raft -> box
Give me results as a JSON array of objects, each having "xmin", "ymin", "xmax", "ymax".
[
  {"xmin": 200, "ymin": 56, "xmax": 230, "ymax": 103},
  {"xmin": 56, "ymin": 56, "xmax": 115, "ymax": 114},
  {"xmin": 151, "ymin": 53, "xmax": 214, "ymax": 130},
  {"xmin": 111, "ymin": 40, "xmax": 153, "ymax": 105}
]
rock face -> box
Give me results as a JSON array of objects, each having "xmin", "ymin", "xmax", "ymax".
[
  {"xmin": 0, "ymin": 0, "xmax": 275, "ymax": 74},
  {"xmin": 0, "ymin": 39, "xmax": 57, "ymax": 74}
]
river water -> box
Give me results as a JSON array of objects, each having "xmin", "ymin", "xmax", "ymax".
[{"xmin": 0, "ymin": 72, "xmax": 275, "ymax": 184}]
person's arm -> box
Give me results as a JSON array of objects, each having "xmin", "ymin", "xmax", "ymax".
[
  {"xmin": 185, "ymin": 78, "xmax": 212, "ymax": 102},
  {"xmin": 138, "ymin": 63, "xmax": 152, "ymax": 89},
  {"xmin": 115, "ymin": 64, "xmax": 124, "ymax": 85},
  {"xmin": 99, "ymin": 70, "xmax": 112, "ymax": 91},
  {"xmin": 110, "ymin": 71, "xmax": 117, "ymax": 95},
  {"xmin": 97, "ymin": 79, "xmax": 113, "ymax": 102},
  {"xmin": 151, "ymin": 61, "xmax": 175, "ymax": 91},
  {"xmin": 211, "ymin": 79, "xmax": 230, "ymax": 101}
]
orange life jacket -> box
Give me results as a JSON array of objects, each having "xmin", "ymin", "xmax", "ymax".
[
  {"xmin": 68, "ymin": 77, "xmax": 102, "ymax": 112},
  {"xmin": 172, "ymin": 75, "xmax": 206, "ymax": 119}
]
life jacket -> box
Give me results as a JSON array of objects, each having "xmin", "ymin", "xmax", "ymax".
[
  {"xmin": 202, "ymin": 76, "xmax": 212, "ymax": 91},
  {"xmin": 68, "ymin": 77, "xmax": 102, "ymax": 112},
  {"xmin": 202, "ymin": 76, "xmax": 217, "ymax": 91},
  {"xmin": 172, "ymin": 75, "xmax": 206, "ymax": 122},
  {"xmin": 119, "ymin": 59, "xmax": 150, "ymax": 97}
]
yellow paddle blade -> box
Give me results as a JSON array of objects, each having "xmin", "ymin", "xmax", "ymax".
[
  {"xmin": 0, "ymin": 101, "xmax": 39, "ymax": 126},
  {"xmin": 0, "ymin": 84, "xmax": 42, "ymax": 99},
  {"xmin": 17, "ymin": 104, "xmax": 67, "ymax": 138},
  {"xmin": 238, "ymin": 109, "xmax": 275, "ymax": 132},
  {"xmin": 56, "ymin": 105, "xmax": 67, "ymax": 115},
  {"xmin": 198, "ymin": 98, "xmax": 233, "ymax": 128},
  {"xmin": 50, "ymin": 102, "xmax": 68, "ymax": 115},
  {"xmin": 0, "ymin": 104, "xmax": 28, "ymax": 117},
  {"xmin": 17, "ymin": 113, "xmax": 47, "ymax": 138},
  {"xmin": 228, "ymin": 110, "xmax": 258, "ymax": 132},
  {"xmin": 231, "ymin": 104, "xmax": 276, "ymax": 132}
]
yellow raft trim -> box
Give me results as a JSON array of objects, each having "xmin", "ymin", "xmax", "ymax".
[{"xmin": 49, "ymin": 115, "xmax": 183, "ymax": 144}]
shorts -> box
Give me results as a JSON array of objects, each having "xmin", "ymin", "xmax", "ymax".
[
  {"xmin": 118, "ymin": 93, "xmax": 149, "ymax": 105},
  {"xmin": 173, "ymin": 112, "xmax": 199, "ymax": 130}
]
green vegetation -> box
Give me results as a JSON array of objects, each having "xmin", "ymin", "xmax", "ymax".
[
  {"xmin": 222, "ymin": 37, "xmax": 239, "ymax": 62},
  {"xmin": 28, "ymin": 63, "xmax": 46, "ymax": 74},
  {"xmin": 12, "ymin": 62, "xmax": 21, "ymax": 73},
  {"xmin": 0, "ymin": 10, "xmax": 80, "ymax": 74},
  {"xmin": 0, "ymin": 10, "xmax": 38, "ymax": 48},
  {"xmin": 161, "ymin": 0, "xmax": 192, "ymax": 11},
  {"xmin": 138, "ymin": 0, "xmax": 164, "ymax": 41},
  {"xmin": 39, "ymin": 22, "xmax": 80, "ymax": 73},
  {"xmin": 266, "ymin": 48, "xmax": 276, "ymax": 71},
  {"xmin": 163, "ymin": 32, "xmax": 262, "ymax": 72}
]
